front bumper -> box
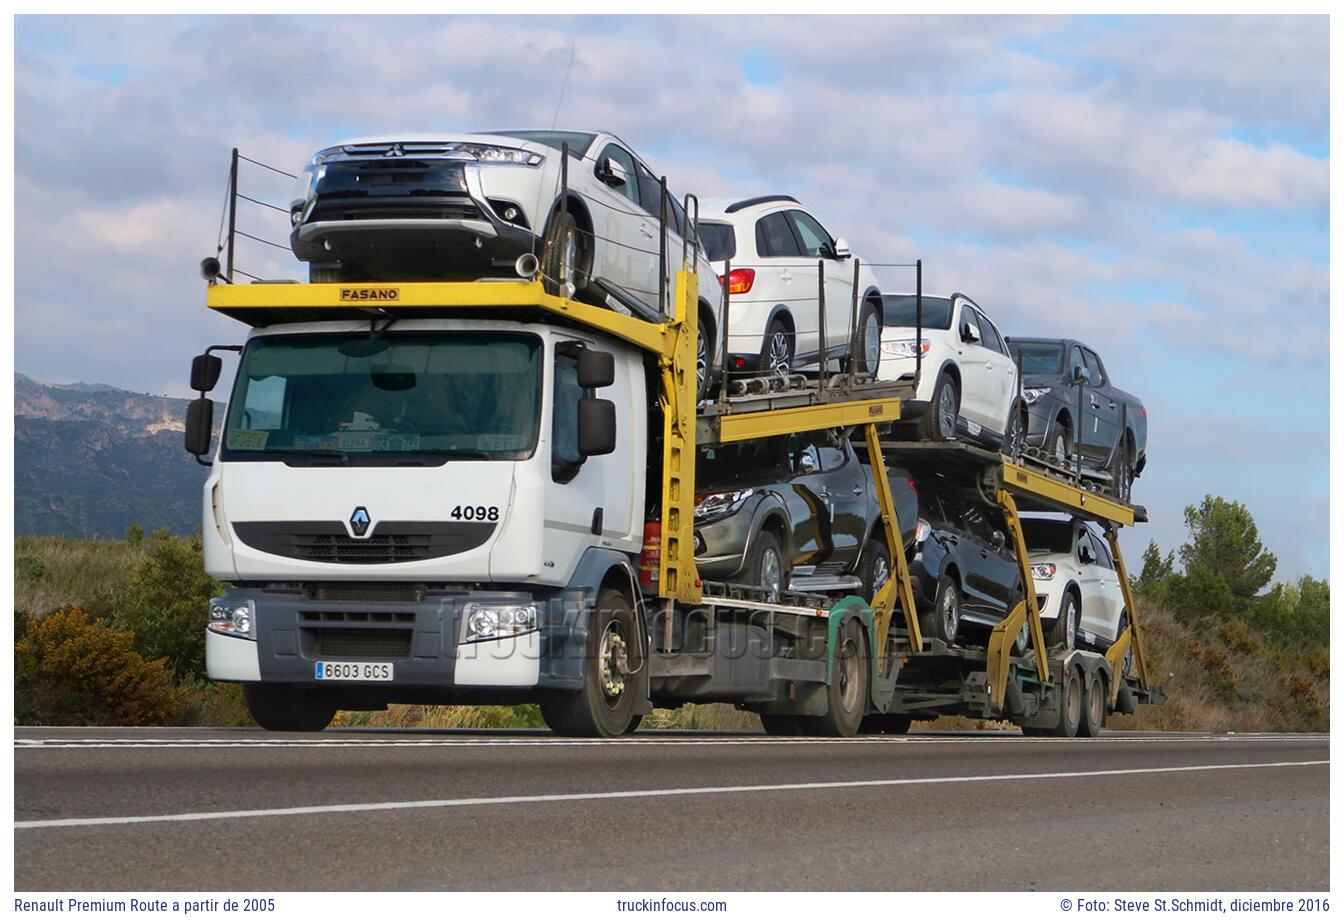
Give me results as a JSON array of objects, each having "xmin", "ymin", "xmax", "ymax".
[{"xmin": 205, "ymin": 585, "xmax": 590, "ymax": 694}]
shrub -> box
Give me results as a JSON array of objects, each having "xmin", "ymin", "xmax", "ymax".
[{"xmin": 15, "ymin": 608, "xmax": 188, "ymax": 726}]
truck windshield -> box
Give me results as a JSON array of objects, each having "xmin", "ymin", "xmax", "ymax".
[
  {"xmin": 222, "ymin": 332, "xmax": 542, "ymax": 464},
  {"xmin": 881, "ymin": 295, "xmax": 953, "ymax": 330},
  {"xmin": 1007, "ymin": 341, "xmax": 1064, "ymax": 375}
]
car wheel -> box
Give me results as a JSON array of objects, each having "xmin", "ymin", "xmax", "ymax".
[
  {"xmin": 1079, "ymin": 671, "xmax": 1106, "ymax": 737},
  {"xmin": 1117, "ymin": 611, "xmax": 1133, "ymax": 678},
  {"xmin": 540, "ymin": 588, "xmax": 642, "ymax": 737},
  {"xmin": 540, "ymin": 210, "xmax": 590, "ymax": 298},
  {"xmin": 920, "ymin": 573, "xmax": 961, "ymax": 646},
  {"xmin": 696, "ymin": 315, "xmax": 712, "ymax": 403},
  {"xmin": 1049, "ymin": 589, "xmax": 1078, "ymax": 650},
  {"xmin": 859, "ymin": 536, "xmax": 891, "ymax": 601},
  {"xmin": 845, "ymin": 300, "xmax": 882, "ymax": 378},
  {"xmin": 1111, "ymin": 440, "xmax": 1134, "ymax": 504},
  {"xmin": 747, "ymin": 530, "xmax": 789, "ymax": 603},
  {"xmin": 761, "ymin": 318, "xmax": 794, "ymax": 376},
  {"xmin": 243, "ymin": 684, "xmax": 336, "ymax": 732},
  {"xmin": 798, "ymin": 616, "xmax": 870, "ymax": 737},
  {"xmin": 1053, "ymin": 417, "xmax": 1072, "ymax": 466},
  {"xmin": 919, "ymin": 373, "xmax": 959, "ymax": 442},
  {"xmin": 759, "ymin": 714, "xmax": 801, "ymax": 736},
  {"xmin": 1004, "ymin": 401, "xmax": 1027, "ymax": 458}
]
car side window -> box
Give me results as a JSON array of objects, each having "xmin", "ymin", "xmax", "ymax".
[
  {"xmin": 959, "ymin": 305, "xmax": 982, "ymax": 345},
  {"xmin": 755, "ymin": 212, "xmax": 802, "ymax": 258},
  {"xmin": 666, "ymin": 191, "xmax": 687, "ymax": 240},
  {"xmin": 1090, "ymin": 533, "xmax": 1116, "ymax": 570},
  {"xmin": 595, "ymin": 144, "xmax": 639, "ymax": 206},
  {"xmin": 1068, "ymin": 345, "xmax": 1086, "ymax": 380},
  {"xmin": 634, "ymin": 163, "xmax": 663, "ymax": 217},
  {"xmin": 976, "ymin": 310, "xmax": 1008, "ymax": 355},
  {"xmin": 787, "ymin": 210, "xmax": 834, "ymax": 258},
  {"xmin": 816, "ymin": 439, "xmax": 848, "ymax": 472},
  {"xmin": 1082, "ymin": 348, "xmax": 1105, "ymax": 385},
  {"xmin": 787, "ymin": 434, "xmax": 822, "ymax": 475}
]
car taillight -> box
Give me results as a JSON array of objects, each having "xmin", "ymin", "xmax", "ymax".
[{"xmin": 718, "ymin": 268, "xmax": 755, "ymax": 295}]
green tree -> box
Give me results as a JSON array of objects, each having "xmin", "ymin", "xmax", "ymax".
[
  {"xmin": 1135, "ymin": 539, "xmax": 1175, "ymax": 596},
  {"xmin": 123, "ymin": 522, "xmax": 145, "ymax": 546},
  {"xmin": 109, "ymin": 533, "xmax": 221, "ymax": 682},
  {"xmin": 1164, "ymin": 563, "xmax": 1234, "ymax": 622},
  {"xmin": 1179, "ymin": 496, "xmax": 1276, "ymax": 603}
]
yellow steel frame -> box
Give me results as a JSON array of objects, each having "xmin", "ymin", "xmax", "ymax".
[
  {"xmin": 863, "ymin": 425, "xmax": 922, "ymax": 662},
  {"xmin": 1104, "ymin": 528, "xmax": 1151, "ymax": 696},
  {"xmin": 1001, "ymin": 459, "xmax": 1135, "ymax": 526},
  {"xmin": 985, "ymin": 490, "xmax": 1050, "ymax": 711},
  {"xmin": 657, "ymin": 271, "xmax": 703, "ymax": 605},
  {"xmin": 714, "ymin": 398, "xmax": 901, "ymax": 444}
]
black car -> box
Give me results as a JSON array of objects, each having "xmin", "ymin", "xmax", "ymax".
[
  {"xmin": 693, "ymin": 432, "xmax": 918, "ymax": 601},
  {"xmin": 908, "ymin": 485, "xmax": 1027, "ymax": 651},
  {"xmin": 1005, "ymin": 337, "xmax": 1148, "ymax": 502}
]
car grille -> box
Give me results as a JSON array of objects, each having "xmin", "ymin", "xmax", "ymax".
[
  {"xmin": 233, "ymin": 521, "xmax": 495, "ymax": 565},
  {"xmin": 313, "ymin": 628, "xmax": 412, "ymax": 659},
  {"xmin": 309, "ymin": 197, "xmax": 482, "ymax": 223}
]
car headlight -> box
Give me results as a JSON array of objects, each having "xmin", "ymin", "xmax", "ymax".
[
  {"xmin": 464, "ymin": 602, "xmax": 540, "ymax": 642},
  {"xmin": 1031, "ymin": 563, "xmax": 1057, "ymax": 581},
  {"xmin": 290, "ymin": 163, "xmax": 327, "ymax": 217},
  {"xmin": 456, "ymin": 144, "xmax": 544, "ymax": 166},
  {"xmin": 880, "ymin": 338, "xmax": 930, "ymax": 357},
  {"xmin": 1022, "ymin": 387, "xmax": 1051, "ymax": 404},
  {"xmin": 208, "ymin": 598, "xmax": 254, "ymax": 639},
  {"xmin": 693, "ymin": 488, "xmax": 754, "ymax": 522}
]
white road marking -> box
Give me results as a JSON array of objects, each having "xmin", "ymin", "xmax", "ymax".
[
  {"xmin": 15, "ymin": 759, "xmax": 1327, "ymax": 830},
  {"xmin": 13, "ymin": 733, "xmax": 1327, "ymax": 750}
]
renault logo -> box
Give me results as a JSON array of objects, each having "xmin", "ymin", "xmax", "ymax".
[{"xmin": 350, "ymin": 506, "xmax": 371, "ymax": 537}]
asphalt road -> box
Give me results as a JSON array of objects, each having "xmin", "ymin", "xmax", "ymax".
[{"xmin": 14, "ymin": 727, "xmax": 1328, "ymax": 891}]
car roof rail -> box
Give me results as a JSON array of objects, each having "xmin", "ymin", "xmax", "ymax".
[{"xmin": 725, "ymin": 194, "xmax": 800, "ymax": 214}]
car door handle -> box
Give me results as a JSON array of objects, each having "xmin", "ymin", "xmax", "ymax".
[
  {"xmin": 852, "ymin": 487, "xmax": 864, "ymax": 496},
  {"xmin": 1108, "ymin": 402, "xmax": 1117, "ymax": 410},
  {"xmin": 780, "ymin": 269, "xmax": 793, "ymax": 282},
  {"xmin": 640, "ymin": 224, "xmax": 654, "ymax": 238}
]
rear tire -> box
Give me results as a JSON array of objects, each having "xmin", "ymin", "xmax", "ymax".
[
  {"xmin": 799, "ymin": 616, "xmax": 870, "ymax": 737},
  {"xmin": 540, "ymin": 588, "xmax": 642, "ymax": 737},
  {"xmin": 1046, "ymin": 665, "xmax": 1084, "ymax": 737},
  {"xmin": 919, "ymin": 373, "xmax": 959, "ymax": 441},
  {"xmin": 845, "ymin": 300, "xmax": 883, "ymax": 377},
  {"xmin": 697, "ymin": 312, "xmax": 713, "ymax": 403},
  {"xmin": 1004, "ymin": 400, "xmax": 1027, "ymax": 458},
  {"xmin": 921, "ymin": 573, "xmax": 961, "ymax": 646},
  {"xmin": 309, "ymin": 263, "xmax": 350, "ymax": 283},
  {"xmin": 1111, "ymin": 440, "xmax": 1134, "ymax": 504},
  {"xmin": 746, "ymin": 530, "xmax": 789, "ymax": 603},
  {"xmin": 540, "ymin": 210, "xmax": 590, "ymax": 298},
  {"xmin": 243, "ymin": 684, "xmax": 336, "ymax": 732},
  {"xmin": 858, "ymin": 536, "xmax": 891, "ymax": 601},
  {"xmin": 1053, "ymin": 417, "xmax": 1072, "ymax": 467},
  {"xmin": 1079, "ymin": 671, "xmax": 1106, "ymax": 737},
  {"xmin": 761, "ymin": 318, "xmax": 794, "ymax": 376}
]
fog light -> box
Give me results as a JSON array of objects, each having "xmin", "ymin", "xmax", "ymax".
[{"xmin": 503, "ymin": 206, "xmax": 519, "ymax": 221}]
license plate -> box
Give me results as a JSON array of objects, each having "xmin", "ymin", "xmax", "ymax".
[{"xmin": 315, "ymin": 661, "xmax": 393, "ymax": 682}]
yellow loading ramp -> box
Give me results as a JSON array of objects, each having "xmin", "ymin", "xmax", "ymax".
[{"xmin": 206, "ymin": 275, "xmax": 923, "ymax": 667}]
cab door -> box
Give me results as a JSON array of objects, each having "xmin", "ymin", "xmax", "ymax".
[
  {"xmin": 589, "ymin": 143, "xmax": 643, "ymax": 301},
  {"xmin": 815, "ymin": 439, "xmax": 867, "ymax": 572},
  {"xmin": 974, "ymin": 308, "xmax": 1017, "ymax": 435},
  {"xmin": 754, "ymin": 210, "xmax": 808, "ymax": 361},
  {"xmin": 787, "ymin": 209, "xmax": 854, "ymax": 366},
  {"xmin": 954, "ymin": 303, "xmax": 995, "ymax": 431},
  {"xmin": 1082, "ymin": 347, "xmax": 1122, "ymax": 465}
]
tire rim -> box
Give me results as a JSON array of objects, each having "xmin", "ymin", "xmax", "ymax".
[
  {"xmin": 862, "ymin": 312, "xmax": 881, "ymax": 372},
  {"xmin": 697, "ymin": 326, "xmax": 708, "ymax": 396},
  {"xmin": 1054, "ymin": 430, "xmax": 1069, "ymax": 463},
  {"xmin": 940, "ymin": 584, "xmax": 958, "ymax": 641},
  {"xmin": 1064, "ymin": 596, "xmax": 1077, "ymax": 650},
  {"xmin": 1015, "ymin": 620, "xmax": 1030, "ymax": 654},
  {"xmin": 760, "ymin": 547, "xmax": 783, "ymax": 602},
  {"xmin": 1007, "ymin": 413, "xmax": 1024, "ymax": 456},
  {"xmin": 1065, "ymin": 670, "xmax": 1082, "ymax": 728},
  {"xmin": 937, "ymin": 385, "xmax": 956, "ymax": 440},
  {"xmin": 599, "ymin": 621, "xmax": 629, "ymax": 701},
  {"xmin": 872, "ymin": 554, "xmax": 890, "ymax": 594},
  {"xmin": 1088, "ymin": 676, "xmax": 1104, "ymax": 727},
  {"xmin": 836, "ymin": 634, "xmax": 861, "ymax": 712},
  {"xmin": 768, "ymin": 330, "xmax": 791, "ymax": 374}
]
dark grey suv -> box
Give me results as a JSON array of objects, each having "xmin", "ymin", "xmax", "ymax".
[{"xmin": 693, "ymin": 432, "xmax": 918, "ymax": 600}]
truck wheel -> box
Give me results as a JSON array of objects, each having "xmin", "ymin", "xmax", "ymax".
[
  {"xmin": 921, "ymin": 573, "xmax": 961, "ymax": 646},
  {"xmin": 759, "ymin": 714, "xmax": 801, "ymax": 736},
  {"xmin": 242, "ymin": 684, "xmax": 336, "ymax": 732},
  {"xmin": 858, "ymin": 536, "xmax": 891, "ymax": 601},
  {"xmin": 919, "ymin": 373, "xmax": 958, "ymax": 441},
  {"xmin": 800, "ymin": 616, "xmax": 870, "ymax": 737},
  {"xmin": 859, "ymin": 713, "xmax": 912, "ymax": 734},
  {"xmin": 1049, "ymin": 590, "xmax": 1078, "ymax": 650},
  {"xmin": 540, "ymin": 588, "xmax": 641, "ymax": 737},
  {"xmin": 540, "ymin": 210, "xmax": 590, "ymax": 298},
  {"xmin": 747, "ymin": 530, "xmax": 789, "ymax": 603},
  {"xmin": 1079, "ymin": 670, "xmax": 1106, "ymax": 737},
  {"xmin": 1046, "ymin": 665, "xmax": 1084, "ymax": 738}
]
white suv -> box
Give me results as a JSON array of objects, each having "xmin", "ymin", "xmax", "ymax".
[
  {"xmin": 877, "ymin": 292, "xmax": 1024, "ymax": 450},
  {"xmin": 1020, "ymin": 516, "xmax": 1129, "ymax": 667},
  {"xmin": 697, "ymin": 197, "xmax": 884, "ymax": 378}
]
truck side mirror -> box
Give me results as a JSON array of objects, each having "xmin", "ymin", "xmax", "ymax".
[
  {"xmin": 185, "ymin": 397, "xmax": 215, "ymax": 457},
  {"xmin": 577, "ymin": 397, "xmax": 616, "ymax": 456},
  {"xmin": 577, "ymin": 349, "xmax": 615, "ymax": 389},
  {"xmin": 191, "ymin": 353, "xmax": 223, "ymax": 392}
]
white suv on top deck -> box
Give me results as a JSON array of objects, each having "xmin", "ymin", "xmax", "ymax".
[
  {"xmin": 876, "ymin": 292, "xmax": 1024, "ymax": 451},
  {"xmin": 697, "ymin": 196, "xmax": 884, "ymax": 379}
]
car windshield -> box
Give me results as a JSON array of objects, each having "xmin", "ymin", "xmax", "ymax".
[
  {"xmin": 699, "ymin": 438, "xmax": 788, "ymax": 485},
  {"xmin": 881, "ymin": 295, "xmax": 953, "ymax": 330},
  {"xmin": 1021, "ymin": 519, "xmax": 1074, "ymax": 554},
  {"xmin": 1008, "ymin": 341, "xmax": 1064, "ymax": 374},
  {"xmin": 698, "ymin": 222, "xmax": 736, "ymax": 262},
  {"xmin": 481, "ymin": 130, "xmax": 596, "ymax": 156},
  {"xmin": 222, "ymin": 332, "xmax": 543, "ymax": 465}
]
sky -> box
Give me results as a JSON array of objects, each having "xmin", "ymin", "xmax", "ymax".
[{"xmin": 12, "ymin": 14, "xmax": 1330, "ymax": 581}]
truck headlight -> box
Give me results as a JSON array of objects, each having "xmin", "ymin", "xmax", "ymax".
[
  {"xmin": 1022, "ymin": 387, "xmax": 1051, "ymax": 404},
  {"xmin": 693, "ymin": 488, "xmax": 754, "ymax": 523},
  {"xmin": 208, "ymin": 598, "xmax": 254, "ymax": 639},
  {"xmin": 1031, "ymin": 563, "xmax": 1057, "ymax": 581},
  {"xmin": 464, "ymin": 603, "xmax": 539, "ymax": 642},
  {"xmin": 880, "ymin": 338, "xmax": 930, "ymax": 357}
]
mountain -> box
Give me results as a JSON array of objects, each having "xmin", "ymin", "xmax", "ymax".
[{"xmin": 15, "ymin": 374, "xmax": 211, "ymax": 539}]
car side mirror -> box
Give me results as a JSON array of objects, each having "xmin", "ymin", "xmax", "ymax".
[
  {"xmin": 1072, "ymin": 365, "xmax": 1094, "ymax": 386},
  {"xmin": 597, "ymin": 157, "xmax": 628, "ymax": 189},
  {"xmin": 578, "ymin": 397, "xmax": 616, "ymax": 456},
  {"xmin": 1079, "ymin": 543, "xmax": 1095, "ymax": 564},
  {"xmin": 185, "ymin": 397, "xmax": 215, "ymax": 457},
  {"xmin": 992, "ymin": 530, "xmax": 1006, "ymax": 550},
  {"xmin": 832, "ymin": 237, "xmax": 852, "ymax": 260},
  {"xmin": 960, "ymin": 322, "xmax": 980, "ymax": 344},
  {"xmin": 577, "ymin": 349, "xmax": 615, "ymax": 389},
  {"xmin": 191, "ymin": 354, "xmax": 223, "ymax": 393}
]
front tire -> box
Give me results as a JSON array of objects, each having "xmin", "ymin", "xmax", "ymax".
[
  {"xmin": 540, "ymin": 588, "xmax": 642, "ymax": 737},
  {"xmin": 540, "ymin": 210, "xmax": 590, "ymax": 298},
  {"xmin": 243, "ymin": 684, "xmax": 336, "ymax": 732},
  {"xmin": 309, "ymin": 263, "xmax": 351, "ymax": 283},
  {"xmin": 858, "ymin": 535, "xmax": 891, "ymax": 601},
  {"xmin": 921, "ymin": 573, "xmax": 961, "ymax": 646},
  {"xmin": 746, "ymin": 530, "xmax": 789, "ymax": 603},
  {"xmin": 799, "ymin": 616, "xmax": 870, "ymax": 737},
  {"xmin": 1111, "ymin": 439, "xmax": 1134, "ymax": 504},
  {"xmin": 845, "ymin": 300, "xmax": 883, "ymax": 377},
  {"xmin": 919, "ymin": 373, "xmax": 959, "ymax": 441},
  {"xmin": 1049, "ymin": 589, "xmax": 1078, "ymax": 650}
]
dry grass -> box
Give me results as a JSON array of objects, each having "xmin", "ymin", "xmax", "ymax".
[{"xmin": 15, "ymin": 535, "xmax": 147, "ymax": 622}]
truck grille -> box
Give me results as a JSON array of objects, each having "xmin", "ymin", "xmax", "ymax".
[
  {"xmin": 233, "ymin": 521, "xmax": 495, "ymax": 565},
  {"xmin": 306, "ymin": 584, "xmax": 427, "ymax": 604},
  {"xmin": 313, "ymin": 628, "xmax": 412, "ymax": 659}
]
